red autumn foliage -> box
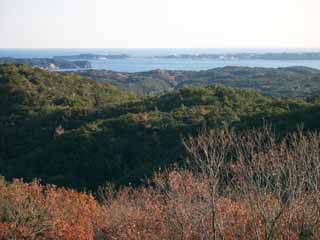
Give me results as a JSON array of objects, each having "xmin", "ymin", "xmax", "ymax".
[
  {"xmin": 0, "ymin": 179, "xmax": 99, "ymax": 240},
  {"xmin": 1, "ymin": 129, "xmax": 320, "ymax": 239},
  {"xmin": 0, "ymin": 172, "xmax": 319, "ymax": 240}
]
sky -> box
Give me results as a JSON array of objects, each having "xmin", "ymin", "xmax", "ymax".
[{"xmin": 0, "ymin": 0, "xmax": 319, "ymax": 48}]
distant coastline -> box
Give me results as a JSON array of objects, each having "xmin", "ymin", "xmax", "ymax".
[
  {"xmin": 153, "ymin": 52, "xmax": 320, "ymax": 60},
  {"xmin": 0, "ymin": 57, "xmax": 91, "ymax": 70},
  {"xmin": 2, "ymin": 49, "xmax": 320, "ymax": 72}
]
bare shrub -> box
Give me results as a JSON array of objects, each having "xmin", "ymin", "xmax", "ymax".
[
  {"xmin": 183, "ymin": 128, "xmax": 236, "ymax": 240},
  {"xmin": 1, "ymin": 128, "xmax": 320, "ymax": 239},
  {"xmin": 183, "ymin": 127, "xmax": 320, "ymax": 239}
]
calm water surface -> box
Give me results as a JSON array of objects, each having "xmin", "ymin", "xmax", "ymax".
[{"xmin": 1, "ymin": 48, "xmax": 320, "ymax": 72}]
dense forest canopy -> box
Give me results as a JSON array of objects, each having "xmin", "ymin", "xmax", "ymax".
[
  {"xmin": 1, "ymin": 64, "xmax": 320, "ymax": 189},
  {"xmin": 77, "ymin": 66, "xmax": 320, "ymax": 97}
]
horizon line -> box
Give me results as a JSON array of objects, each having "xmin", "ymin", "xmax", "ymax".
[{"xmin": 1, "ymin": 47, "xmax": 320, "ymax": 50}]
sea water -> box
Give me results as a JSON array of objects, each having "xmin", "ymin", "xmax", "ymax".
[{"xmin": 1, "ymin": 48, "xmax": 320, "ymax": 72}]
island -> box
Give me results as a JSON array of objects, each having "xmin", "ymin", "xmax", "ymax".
[
  {"xmin": 0, "ymin": 57, "xmax": 92, "ymax": 70},
  {"xmin": 54, "ymin": 53, "xmax": 130, "ymax": 60},
  {"xmin": 155, "ymin": 52, "xmax": 320, "ymax": 60}
]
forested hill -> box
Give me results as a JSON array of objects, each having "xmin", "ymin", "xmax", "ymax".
[
  {"xmin": 1, "ymin": 64, "xmax": 320, "ymax": 189},
  {"xmin": 0, "ymin": 57, "xmax": 92, "ymax": 70},
  {"xmin": 0, "ymin": 64, "xmax": 136, "ymax": 114},
  {"xmin": 78, "ymin": 66, "xmax": 320, "ymax": 97},
  {"xmin": 0, "ymin": 64, "xmax": 137, "ymax": 183}
]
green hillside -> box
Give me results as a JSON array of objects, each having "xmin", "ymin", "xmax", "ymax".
[
  {"xmin": 79, "ymin": 66, "xmax": 320, "ymax": 97},
  {"xmin": 1, "ymin": 64, "xmax": 320, "ymax": 189},
  {"xmin": 0, "ymin": 64, "xmax": 137, "ymax": 180}
]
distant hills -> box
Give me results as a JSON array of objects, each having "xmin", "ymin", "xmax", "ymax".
[
  {"xmin": 1, "ymin": 64, "xmax": 320, "ymax": 189},
  {"xmin": 0, "ymin": 57, "xmax": 91, "ymax": 70},
  {"xmin": 1, "ymin": 51, "xmax": 320, "ymax": 72},
  {"xmin": 0, "ymin": 53, "xmax": 130, "ymax": 70},
  {"xmin": 54, "ymin": 53, "xmax": 130, "ymax": 60},
  {"xmin": 156, "ymin": 52, "xmax": 320, "ymax": 60},
  {"xmin": 77, "ymin": 66, "xmax": 320, "ymax": 97}
]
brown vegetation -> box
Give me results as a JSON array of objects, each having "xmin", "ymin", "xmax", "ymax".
[{"xmin": 1, "ymin": 128, "xmax": 320, "ymax": 239}]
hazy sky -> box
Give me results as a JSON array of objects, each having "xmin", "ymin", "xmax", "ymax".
[{"xmin": 1, "ymin": 0, "xmax": 319, "ymax": 48}]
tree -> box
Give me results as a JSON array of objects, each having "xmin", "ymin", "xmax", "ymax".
[{"xmin": 183, "ymin": 128, "xmax": 233, "ymax": 240}]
